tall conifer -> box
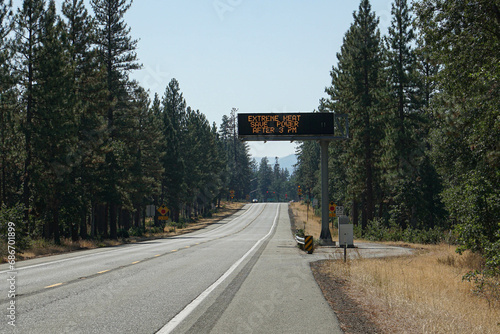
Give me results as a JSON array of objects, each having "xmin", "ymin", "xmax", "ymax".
[
  {"xmin": 62, "ymin": 0, "xmax": 107, "ymax": 239},
  {"xmin": 381, "ymin": 0, "xmax": 425, "ymax": 228},
  {"xmin": 33, "ymin": 0, "xmax": 74, "ymax": 243},
  {"xmin": 90, "ymin": 0, "xmax": 140, "ymax": 238},
  {"xmin": 0, "ymin": 0, "xmax": 21, "ymax": 208},
  {"xmin": 161, "ymin": 78, "xmax": 186, "ymax": 222},
  {"xmin": 15, "ymin": 0, "xmax": 46, "ymax": 232},
  {"xmin": 326, "ymin": 0, "xmax": 385, "ymax": 230}
]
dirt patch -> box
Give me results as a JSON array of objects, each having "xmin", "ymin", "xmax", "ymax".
[{"xmin": 311, "ymin": 260, "xmax": 381, "ymax": 334}]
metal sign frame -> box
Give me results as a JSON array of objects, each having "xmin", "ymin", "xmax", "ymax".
[
  {"xmin": 238, "ymin": 112, "xmax": 348, "ymax": 141},
  {"xmin": 237, "ymin": 112, "xmax": 349, "ymax": 245}
]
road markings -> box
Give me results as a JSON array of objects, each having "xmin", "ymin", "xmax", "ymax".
[
  {"xmin": 45, "ymin": 283, "xmax": 63, "ymax": 289},
  {"xmin": 132, "ymin": 261, "xmax": 140, "ymax": 264},
  {"xmin": 171, "ymin": 250, "xmax": 178, "ymax": 252},
  {"xmin": 97, "ymin": 270, "xmax": 110, "ymax": 274},
  {"xmin": 0, "ymin": 203, "xmax": 260, "ymax": 276},
  {"xmin": 155, "ymin": 254, "xmax": 161, "ymax": 257},
  {"xmin": 0, "ymin": 247, "xmax": 127, "ymax": 275},
  {"xmin": 157, "ymin": 204, "xmax": 280, "ymax": 334}
]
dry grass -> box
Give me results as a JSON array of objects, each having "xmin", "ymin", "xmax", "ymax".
[
  {"xmin": 288, "ymin": 203, "xmax": 499, "ymax": 332},
  {"xmin": 18, "ymin": 238, "xmax": 123, "ymax": 260},
  {"xmin": 289, "ymin": 201, "xmax": 338, "ymax": 239},
  {"xmin": 7, "ymin": 201, "xmax": 245, "ymax": 262},
  {"xmin": 324, "ymin": 244, "xmax": 500, "ymax": 333}
]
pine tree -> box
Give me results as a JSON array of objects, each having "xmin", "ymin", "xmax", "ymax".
[
  {"xmin": 325, "ymin": 0, "xmax": 385, "ymax": 230},
  {"xmin": 150, "ymin": 93, "xmax": 164, "ymax": 226},
  {"xmin": 257, "ymin": 157, "xmax": 273, "ymax": 201},
  {"xmin": 0, "ymin": 0, "xmax": 21, "ymax": 208},
  {"xmin": 15, "ymin": 0, "xmax": 46, "ymax": 233},
  {"xmin": 161, "ymin": 78, "xmax": 186, "ymax": 222},
  {"xmin": 182, "ymin": 107, "xmax": 220, "ymax": 216},
  {"xmin": 123, "ymin": 84, "xmax": 164, "ymax": 229},
  {"xmin": 415, "ymin": 0, "xmax": 500, "ymax": 275},
  {"xmin": 218, "ymin": 109, "xmax": 252, "ymax": 201},
  {"xmin": 32, "ymin": 0, "xmax": 75, "ymax": 243},
  {"xmin": 380, "ymin": 0, "xmax": 426, "ymax": 228},
  {"xmin": 295, "ymin": 141, "xmax": 320, "ymax": 200},
  {"xmin": 91, "ymin": 0, "xmax": 140, "ymax": 238}
]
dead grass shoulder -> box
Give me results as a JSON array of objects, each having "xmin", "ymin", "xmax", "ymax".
[
  {"xmin": 289, "ymin": 201, "xmax": 338, "ymax": 239},
  {"xmin": 317, "ymin": 245, "xmax": 499, "ymax": 333},
  {"xmin": 288, "ymin": 202, "xmax": 499, "ymax": 333},
  {"xmin": 6, "ymin": 201, "xmax": 246, "ymax": 262}
]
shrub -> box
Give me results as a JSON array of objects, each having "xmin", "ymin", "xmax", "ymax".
[
  {"xmin": 117, "ymin": 228, "xmax": 129, "ymax": 239},
  {"xmin": 0, "ymin": 204, "xmax": 31, "ymax": 257},
  {"xmin": 149, "ymin": 226, "xmax": 163, "ymax": 234},
  {"xmin": 360, "ymin": 218, "xmax": 447, "ymax": 245},
  {"xmin": 295, "ymin": 228, "xmax": 305, "ymax": 238},
  {"xmin": 128, "ymin": 226, "xmax": 144, "ymax": 237}
]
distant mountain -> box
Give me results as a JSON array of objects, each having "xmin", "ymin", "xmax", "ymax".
[{"xmin": 252, "ymin": 154, "xmax": 297, "ymax": 173}]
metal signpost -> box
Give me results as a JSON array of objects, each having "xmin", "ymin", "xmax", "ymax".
[{"xmin": 238, "ymin": 112, "xmax": 348, "ymax": 245}]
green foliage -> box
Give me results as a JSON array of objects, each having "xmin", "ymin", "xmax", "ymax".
[
  {"xmin": 295, "ymin": 228, "xmax": 305, "ymax": 238},
  {"xmin": 0, "ymin": 0, "xmax": 248, "ymax": 246},
  {"xmin": 116, "ymin": 228, "xmax": 129, "ymax": 239},
  {"xmin": 324, "ymin": 0, "xmax": 386, "ymax": 230},
  {"xmin": 414, "ymin": 0, "xmax": 500, "ymax": 277},
  {"xmin": 0, "ymin": 203, "xmax": 30, "ymax": 252},
  {"xmin": 127, "ymin": 226, "xmax": 143, "ymax": 237},
  {"xmin": 219, "ymin": 108, "xmax": 253, "ymax": 202},
  {"xmin": 360, "ymin": 217, "xmax": 446, "ymax": 245},
  {"xmin": 148, "ymin": 226, "xmax": 164, "ymax": 234}
]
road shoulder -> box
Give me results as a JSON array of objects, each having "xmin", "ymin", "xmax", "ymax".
[{"xmin": 208, "ymin": 203, "xmax": 342, "ymax": 333}]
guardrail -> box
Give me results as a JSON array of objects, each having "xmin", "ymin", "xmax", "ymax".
[{"xmin": 295, "ymin": 234, "xmax": 313, "ymax": 254}]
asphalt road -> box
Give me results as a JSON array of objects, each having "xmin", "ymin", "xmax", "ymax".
[{"xmin": 1, "ymin": 203, "xmax": 343, "ymax": 334}]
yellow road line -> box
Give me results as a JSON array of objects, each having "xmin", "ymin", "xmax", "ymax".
[
  {"xmin": 45, "ymin": 283, "xmax": 63, "ymax": 289},
  {"xmin": 97, "ymin": 270, "xmax": 110, "ymax": 274},
  {"xmin": 155, "ymin": 254, "xmax": 161, "ymax": 257},
  {"xmin": 132, "ymin": 261, "xmax": 140, "ymax": 264}
]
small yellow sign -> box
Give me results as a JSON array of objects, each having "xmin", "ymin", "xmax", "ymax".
[{"xmin": 157, "ymin": 205, "xmax": 170, "ymax": 219}]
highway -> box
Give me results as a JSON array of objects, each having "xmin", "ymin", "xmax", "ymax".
[{"xmin": 1, "ymin": 203, "xmax": 342, "ymax": 333}]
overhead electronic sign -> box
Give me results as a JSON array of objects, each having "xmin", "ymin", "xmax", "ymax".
[{"xmin": 237, "ymin": 112, "xmax": 335, "ymax": 141}]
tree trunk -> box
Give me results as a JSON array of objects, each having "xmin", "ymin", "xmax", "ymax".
[
  {"xmin": 80, "ymin": 207, "xmax": 88, "ymax": 240},
  {"xmin": 361, "ymin": 196, "xmax": 368, "ymax": 231},
  {"xmin": 53, "ymin": 205, "xmax": 60, "ymax": 245},
  {"xmin": 352, "ymin": 199, "xmax": 359, "ymax": 227},
  {"xmin": 109, "ymin": 203, "xmax": 117, "ymax": 239}
]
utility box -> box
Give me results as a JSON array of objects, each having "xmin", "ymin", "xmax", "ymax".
[
  {"xmin": 338, "ymin": 215, "xmax": 349, "ymax": 225},
  {"xmin": 339, "ymin": 224, "xmax": 354, "ymax": 248}
]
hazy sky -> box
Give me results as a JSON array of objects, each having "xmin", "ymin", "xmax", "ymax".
[{"xmin": 13, "ymin": 0, "xmax": 396, "ymax": 158}]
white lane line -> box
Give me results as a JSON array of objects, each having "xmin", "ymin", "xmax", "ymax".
[
  {"xmin": 0, "ymin": 204, "xmax": 258, "ymax": 275},
  {"xmin": 0, "ymin": 247, "xmax": 126, "ymax": 274},
  {"xmin": 156, "ymin": 204, "xmax": 280, "ymax": 334}
]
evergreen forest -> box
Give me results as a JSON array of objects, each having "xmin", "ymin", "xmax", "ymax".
[
  {"xmin": 0, "ymin": 0, "xmax": 256, "ymax": 245},
  {"xmin": 294, "ymin": 0, "xmax": 499, "ymax": 279},
  {"xmin": 0, "ymin": 0, "xmax": 498, "ymax": 280}
]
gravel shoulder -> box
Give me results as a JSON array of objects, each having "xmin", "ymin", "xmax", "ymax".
[{"xmin": 311, "ymin": 260, "xmax": 381, "ymax": 334}]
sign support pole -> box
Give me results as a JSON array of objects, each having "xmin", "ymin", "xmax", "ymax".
[{"xmin": 319, "ymin": 140, "xmax": 334, "ymax": 245}]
